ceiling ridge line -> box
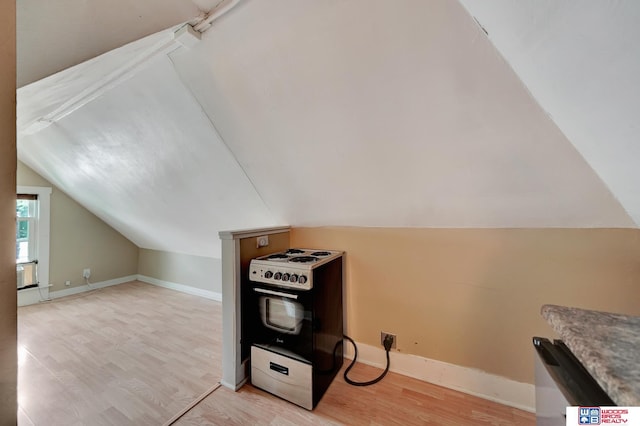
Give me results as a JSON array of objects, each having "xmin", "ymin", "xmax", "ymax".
[
  {"xmin": 20, "ymin": 1, "xmax": 243, "ymax": 138},
  {"xmin": 21, "ymin": 32, "xmax": 182, "ymax": 136},
  {"xmin": 165, "ymin": 53, "xmax": 281, "ymax": 225}
]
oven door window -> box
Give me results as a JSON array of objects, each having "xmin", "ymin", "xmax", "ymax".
[{"xmin": 260, "ymin": 296, "xmax": 304, "ymax": 335}]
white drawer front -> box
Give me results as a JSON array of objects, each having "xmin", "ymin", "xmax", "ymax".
[{"xmin": 251, "ymin": 346, "xmax": 313, "ymax": 410}]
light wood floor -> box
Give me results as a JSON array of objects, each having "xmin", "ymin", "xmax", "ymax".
[
  {"xmin": 18, "ymin": 281, "xmax": 535, "ymax": 425},
  {"xmin": 18, "ymin": 281, "xmax": 222, "ymax": 425},
  {"xmin": 177, "ymin": 366, "xmax": 535, "ymax": 426}
]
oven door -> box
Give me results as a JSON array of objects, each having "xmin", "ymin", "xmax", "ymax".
[{"xmin": 250, "ymin": 283, "xmax": 314, "ymax": 363}]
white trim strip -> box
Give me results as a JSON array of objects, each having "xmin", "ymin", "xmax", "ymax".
[
  {"xmin": 253, "ymin": 287, "xmax": 298, "ymax": 299},
  {"xmin": 22, "ymin": 274, "xmax": 221, "ymax": 305},
  {"xmin": 137, "ymin": 274, "xmax": 222, "ymax": 301},
  {"xmin": 49, "ymin": 275, "xmax": 138, "ymax": 300},
  {"xmin": 17, "ymin": 286, "xmax": 46, "ymax": 307},
  {"xmin": 344, "ymin": 340, "xmax": 535, "ymax": 413},
  {"xmin": 220, "ymin": 377, "xmax": 247, "ymax": 391},
  {"xmin": 218, "ymin": 226, "xmax": 290, "ymax": 240}
]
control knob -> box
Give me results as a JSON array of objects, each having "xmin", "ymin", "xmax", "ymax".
[
  {"xmin": 298, "ymin": 275, "xmax": 307, "ymax": 284},
  {"xmin": 264, "ymin": 271, "xmax": 273, "ymax": 279},
  {"xmin": 290, "ymin": 274, "xmax": 298, "ymax": 283},
  {"xmin": 282, "ymin": 273, "xmax": 290, "ymax": 281},
  {"xmin": 274, "ymin": 272, "xmax": 282, "ymax": 280}
]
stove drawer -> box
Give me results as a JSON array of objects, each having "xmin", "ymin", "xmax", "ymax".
[{"xmin": 251, "ymin": 345, "xmax": 313, "ymax": 410}]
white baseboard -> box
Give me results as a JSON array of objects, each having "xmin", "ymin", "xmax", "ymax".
[
  {"xmin": 344, "ymin": 340, "xmax": 535, "ymax": 413},
  {"xmin": 29, "ymin": 275, "xmax": 221, "ymax": 304},
  {"xmin": 137, "ymin": 274, "xmax": 222, "ymax": 301},
  {"xmin": 49, "ymin": 275, "xmax": 138, "ymax": 300},
  {"xmin": 220, "ymin": 377, "xmax": 247, "ymax": 391},
  {"xmin": 18, "ymin": 286, "xmax": 51, "ymax": 307}
]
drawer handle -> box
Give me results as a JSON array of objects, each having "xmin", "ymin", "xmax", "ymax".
[
  {"xmin": 254, "ymin": 287, "xmax": 298, "ymax": 299},
  {"xmin": 270, "ymin": 362, "xmax": 289, "ymax": 375}
]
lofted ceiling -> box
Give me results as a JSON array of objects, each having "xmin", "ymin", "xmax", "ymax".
[
  {"xmin": 16, "ymin": 0, "xmax": 639, "ymax": 258},
  {"xmin": 458, "ymin": 0, "xmax": 640, "ymax": 226},
  {"xmin": 17, "ymin": 0, "xmax": 224, "ymax": 87}
]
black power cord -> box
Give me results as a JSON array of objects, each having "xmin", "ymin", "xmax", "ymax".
[{"xmin": 343, "ymin": 334, "xmax": 393, "ymax": 386}]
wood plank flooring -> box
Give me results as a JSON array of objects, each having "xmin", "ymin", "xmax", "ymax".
[
  {"xmin": 18, "ymin": 281, "xmax": 535, "ymax": 425},
  {"xmin": 176, "ymin": 364, "xmax": 535, "ymax": 426},
  {"xmin": 18, "ymin": 281, "xmax": 222, "ymax": 425}
]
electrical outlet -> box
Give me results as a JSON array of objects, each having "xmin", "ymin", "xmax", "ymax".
[
  {"xmin": 65, "ymin": 280, "xmax": 71, "ymax": 286},
  {"xmin": 381, "ymin": 331, "xmax": 397, "ymax": 349},
  {"xmin": 256, "ymin": 235, "xmax": 269, "ymax": 248},
  {"xmin": 82, "ymin": 268, "xmax": 91, "ymax": 279}
]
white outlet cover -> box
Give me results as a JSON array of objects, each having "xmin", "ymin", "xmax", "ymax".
[{"xmin": 257, "ymin": 235, "xmax": 269, "ymax": 248}]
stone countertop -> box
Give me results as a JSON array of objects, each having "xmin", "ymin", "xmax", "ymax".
[{"xmin": 541, "ymin": 304, "xmax": 640, "ymax": 406}]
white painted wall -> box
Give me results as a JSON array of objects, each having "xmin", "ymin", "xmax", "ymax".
[
  {"xmin": 170, "ymin": 0, "xmax": 632, "ymax": 228},
  {"xmin": 459, "ymin": 0, "xmax": 640, "ymax": 226},
  {"xmin": 16, "ymin": 0, "xmax": 637, "ymax": 260}
]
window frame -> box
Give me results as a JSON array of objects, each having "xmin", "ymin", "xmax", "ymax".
[
  {"xmin": 16, "ymin": 198, "xmax": 38, "ymax": 263},
  {"xmin": 16, "ymin": 186, "xmax": 51, "ymax": 292}
]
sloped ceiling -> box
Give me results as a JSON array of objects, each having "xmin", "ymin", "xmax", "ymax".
[
  {"xmin": 17, "ymin": 0, "xmax": 223, "ymax": 87},
  {"xmin": 18, "ymin": 49, "xmax": 277, "ymax": 258},
  {"xmin": 17, "ymin": 0, "xmax": 637, "ymax": 258},
  {"xmin": 458, "ymin": 0, "xmax": 640, "ymax": 226}
]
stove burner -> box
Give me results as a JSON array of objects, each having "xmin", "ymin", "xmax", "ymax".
[
  {"xmin": 266, "ymin": 254, "xmax": 289, "ymax": 260},
  {"xmin": 289, "ymin": 256, "xmax": 318, "ymax": 263},
  {"xmin": 285, "ymin": 249, "xmax": 305, "ymax": 255},
  {"xmin": 310, "ymin": 251, "xmax": 331, "ymax": 256}
]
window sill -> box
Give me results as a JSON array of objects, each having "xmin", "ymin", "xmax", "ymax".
[{"xmin": 18, "ymin": 284, "xmax": 38, "ymax": 291}]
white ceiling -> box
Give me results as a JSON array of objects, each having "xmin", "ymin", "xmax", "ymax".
[
  {"xmin": 459, "ymin": 0, "xmax": 640, "ymax": 226},
  {"xmin": 18, "ymin": 50, "xmax": 278, "ymax": 258},
  {"xmin": 17, "ymin": 0, "xmax": 223, "ymax": 87},
  {"xmin": 16, "ymin": 0, "xmax": 639, "ymax": 258}
]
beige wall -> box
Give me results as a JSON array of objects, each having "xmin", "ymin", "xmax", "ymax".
[
  {"xmin": 17, "ymin": 161, "xmax": 138, "ymax": 290},
  {"xmin": 0, "ymin": 0, "xmax": 17, "ymax": 420},
  {"xmin": 239, "ymin": 232, "xmax": 290, "ymax": 271},
  {"xmin": 138, "ymin": 249, "xmax": 221, "ymax": 293},
  {"xmin": 291, "ymin": 227, "xmax": 640, "ymax": 384}
]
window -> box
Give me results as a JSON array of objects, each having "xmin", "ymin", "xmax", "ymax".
[
  {"xmin": 16, "ymin": 194, "xmax": 38, "ymax": 289},
  {"xmin": 16, "ymin": 195, "xmax": 37, "ymax": 263},
  {"xmin": 16, "ymin": 186, "xmax": 51, "ymax": 295}
]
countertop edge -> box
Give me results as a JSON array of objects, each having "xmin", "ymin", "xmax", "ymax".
[{"xmin": 541, "ymin": 304, "xmax": 640, "ymax": 407}]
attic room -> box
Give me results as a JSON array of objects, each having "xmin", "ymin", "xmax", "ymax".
[{"xmin": 1, "ymin": 0, "xmax": 640, "ymax": 424}]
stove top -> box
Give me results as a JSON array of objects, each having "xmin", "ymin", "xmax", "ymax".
[
  {"xmin": 249, "ymin": 248, "xmax": 343, "ymax": 290},
  {"xmin": 256, "ymin": 249, "xmax": 341, "ymax": 265}
]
